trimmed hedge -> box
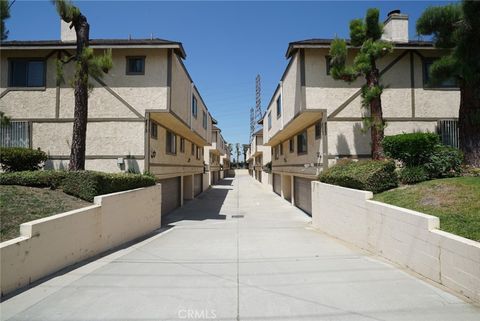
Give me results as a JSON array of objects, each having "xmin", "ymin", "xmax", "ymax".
[
  {"xmin": 62, "ymin": 171, "xmax": 156, "ymax": 202},
  {"xmin": 0, "ymin": 170, "xmax": 67, "ymax": 188},
  {"xmin": 318, "ymin": 159, "xmax": 398, "ymax": 193},
  {"xmin": 383, "ymin": 132, "xmax": 440, "ymax": 166},
  {"xmin": 399, "ymin": 166, "xmax": 429, "ymax": 184},
  {"xmin": 424, "ymin": 145, "xmax": 463, "ymax": 178},
  {"xmin": 0, "ymin": 147, "xmax": 48, "ymax": 172},
  {"xmin": 0, "ymin": 170, "xmax": 156, "ymax": 202}
]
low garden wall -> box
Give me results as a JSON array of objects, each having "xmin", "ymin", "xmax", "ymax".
[
  {"xmin": 311, "ymin": 181, "xmax": 480, "ymax": 303},
  {"xmin": 0, "ymin": 184, "xmax": 162, "ymax": 297}
]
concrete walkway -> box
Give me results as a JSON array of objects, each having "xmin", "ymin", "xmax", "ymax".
[{"xmin": 1, "ymin": 170, "xmax": 479, "ymax": 321}]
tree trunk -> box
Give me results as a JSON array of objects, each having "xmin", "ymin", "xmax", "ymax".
[
  {"xmin": 459, "ymin": 84, "xmax": 480, "ymax": 167},
  {"xmin": 68, "ymin": 14, "xmax": 90, "ymax": 171},
  {"xmin": 366, "ymin": 66, "xmax": 385, "ymax": 160}
]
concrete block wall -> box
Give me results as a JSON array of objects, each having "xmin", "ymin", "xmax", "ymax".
[
  {"xmin": 312, "ymin": 181, "xmax": 480, "ymax": 303},
  {"xmin": 0, "ymin": 185, "xmax": 162, "ymax": 297}
]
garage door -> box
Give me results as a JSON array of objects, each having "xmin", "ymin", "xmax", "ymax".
[
  {"xmin": 194, "ymin": 174, "xmax": 202, "ymax": 197},
  {"xmin": 158, "ymin": 177, "xmax": 181, "ymax": 215},
  {"xmin": 294, "ymin": 177, "xmax": 313, "ymax": 215},
  {"xmin": 273, "ymin": 173, "xmax": 281, "ymax": 196},
  {"xmin": 257, "ymin": 171, "xmax": 262, "ymax": 183}
]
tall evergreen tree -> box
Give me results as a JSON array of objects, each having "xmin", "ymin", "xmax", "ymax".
[
  {"xmin": 1, "ymin": 0, "xmax": 10, "ymax": 40},
  {"xmin": 52, "ymin": 0, "xmax": 112, "ymax": 170},
  {"xmin": 417, "ymin": 1, "xmax": 480, "ymax": 167},
  {"xmin": 329, "ymin": 8, "xmax": 393, "ymax": 159}
]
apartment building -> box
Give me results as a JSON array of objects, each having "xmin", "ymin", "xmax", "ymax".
[
  {"xmin": 262, "ymin": 11, "xmax": 459, "ymax": 215},
  {"xmin": 246, "ymin": 128, "xmax": 271, "ymax": 188},
  {"xmin": 204, "ymin": 125, "xmax": 228, "ymax": 185},
  {"xmin": 0, "ymin": 21, "xmax": 220, "ymax": 215}
]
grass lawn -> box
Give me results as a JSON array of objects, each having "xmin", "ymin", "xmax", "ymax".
[
  {"xmin": 0, "ymin": 185, "xmax": 90, "ymax": 241},
  {"xmin": 373, "ymin": 177, "xmax": 480, "ymax": 242}
]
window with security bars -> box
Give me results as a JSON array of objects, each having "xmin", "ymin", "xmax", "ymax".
[
  {"xmin": 437, "ymin": 120, "xmax": 459, "ymax": 149},
  {"xmin": 0, "ymin": 121, "xmax": 30, "ymax": 147}
]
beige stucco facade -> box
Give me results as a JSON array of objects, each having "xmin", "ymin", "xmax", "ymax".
[{"xmin": 247, "ymin": 130, "xmax": 272, "ymax": 188}]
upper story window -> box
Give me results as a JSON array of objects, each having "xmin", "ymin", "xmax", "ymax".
[
  {"xmin": 196, "ymin": 146, "xmax": 202, "ymax": 160},
  {"xmin": 150, "ymin": 121, "xmax": 158, "ymax": 139},
  {"xmin": 297, "ymin": 130, "xmax": 308, "ymax": 154},
  {"xmin": 315, "ymin": 122, "xmax": 321, "ymax": 139},
  {"xmin": 126, "ymin": 56, "xmax": 145, "ymax": 75},
  {"xmin": 203, "ymin": 111, "xmax": 207, "ymax": 129},
  {"xmin": 325, "ymin": 56, "xmax": 332, "ymax": 75},
  {"xmin": 274, "ymin": 145, "xmax": 280, "ymax": 160},
  {"xmin": 276, "ymin": 96, "xmax": 282, "ymax": 118},
  {"xmin": 192, "ymin": 96, "xmax": 198, "ymax": 118},
  {"xmin": 191, "ymin": 142, "xmax": 196, "ymax": 156},
  {"xmin": 268, "ymin": 112, "xmax": 272, "ymax": 129},
  {"xmin": 166, "ymin": 130, "xmax": 177, "ymax": 155},
  {"xmin": 423, "ymin": 58, "xmax": 456, "ymax": 88},
  {"xmin": 289, "ymin": 138, "xmax": 294, "ymax": 153},
  {"xmin": 180, "ymin": 137, "xmax": 185, "ymax": 153},
  {"xmin": 9, "ymin": 59, "xmax": 45, "ymax": 87},
  {"xmin": 280, "ymin": 142, "xmax": 283, "ymax": 155}
]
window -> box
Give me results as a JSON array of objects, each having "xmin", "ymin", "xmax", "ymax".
[
  {"xmin": 0, "ymin": 121, "xmax": 30, "ymax": 147},
  {"xmin": 180, "ymin": 137, "xmax": 185, "ymax": 153},
  {"xmin": 150, "ymin": 122, "xmax": 158, "ymax": 139},
  {"xmin": 423, "ymin": 58, "xmax": 456, "ymax": 88},
  {"xmin": 126, "ymin": 56, "xmax": 145, "ymax": 75},
  {"xmin": 276, "ymin": 96, "xmax": 282, "ymax": 118},
  {"xmin": 9, "ymin": 59, "xmax": 45, "ymax": 87},
  {"xmin": 297, "ymin": 131, "xmax": 308, "ymax": 154},
  {"xmin": 196, "ymin": 147, "xmax": 201, "ymax": 160},
  {"xmin": 166, "ymin": 130, "xmax": 176, "ymax": 154},
  {"xmin": 289, "ymin": 138, "xmax": 294, "ymax": 153},
  {"xmin": 191, "ymin": 142, "xmax": 196, "ymax": 156},
  {"xmin": 192, "ymin": 96, "xmax": 198, "ymax": 118},
  {"xmin": 325, "ymin": 56, "xmax": 332, "ymax": 75},
  {"xmin": 268, "ymin": 112, "xmax": 272, "ymax": 129},
  {"xmin": 437, "ymin": 120, "xmax": 459, "ymax": 148},
  {"xmin": 274, "ymin": 145, "xmax": 280, "ymax": 160},
  {"xmin": 280, "ymin": 142, "xmax": 283, "ymax": 155},
  {"xmin": 315, "ymin": 122, "xmax": 321, "ymax": 139},
  {"xmin": 202, "ymin": 111, "xmax": 207, "ymax": 129}
]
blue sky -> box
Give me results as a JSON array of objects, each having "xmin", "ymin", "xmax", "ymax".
[{"xmin": 5, "ymin": 0, "xmax": 455, "ymax": 145}]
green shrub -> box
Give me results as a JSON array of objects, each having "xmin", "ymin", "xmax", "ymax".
[
  {"xmin": 62, "ymin": 171, "xmax": 156, "ymax": 202},
  {"xmin": 0, "ymin": 170, "xmax": 67, "ymax": 188},
  {"xmin": 424, "ymin": 145, "xmax": 463, "ymax": 178},
  {"xmin": 318, "ymin": 159, "xmax": 398, "ymax": 193},
  {"xmin": 399, "ymin": 166, "xmax": 430, "ymax": 184},
  {"xmin": 382, "ymin": 132, "xmax": 440, "ymax": 166},
  {"xmin": 0, "ymin": 147, "xmax": 48, "ymax": 172}
]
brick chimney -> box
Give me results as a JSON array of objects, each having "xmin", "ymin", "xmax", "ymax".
[
  {"xmin": 60, "ymin": 20, "xmax": 76, "ymax": 42},
  {"xmin": 382, "ymin": 10, "xmax": 409, "ymax": 43}
]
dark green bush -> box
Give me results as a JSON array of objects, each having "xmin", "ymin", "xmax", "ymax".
[
  {"xmin": 399, "ymin": 166, "xmax": 430, "ymax": 184},
  {"xmin": 0, "ymin": 147, "xmax": 48, "ymax": 172},
  {"xmin": 382, "ymin": 132, "xmax": 440, "ymax": 166},
  {"xmin": 62, "ymin": 171, "xmax": 156, "ymax": 202},
  {"xmin": 424, "ymin": 145, "xmax": 463, "ymax": 178},
  {"xmin": 0, "ymin": 170, "xmax": 67, "ymax": 188},
  {"xmin": 318, "ymin": 159, "xmax": 398, "ymax": 193}
]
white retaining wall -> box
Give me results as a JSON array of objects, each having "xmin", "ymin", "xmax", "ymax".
[
  {"xmin": 0, "ymin": 185, "xmax": 162, "ymax": 296},
  {"xmin": 312, "ymin": 181, "xmax": 480, "ymax": 303}
]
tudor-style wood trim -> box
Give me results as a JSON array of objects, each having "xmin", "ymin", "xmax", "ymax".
[
  {"xmin": 328, "ymin": 50, "xmax": 409, "ymax": 120},
  {"xmin": 7, "ymin": 118, "xmax": 145, "ymax": 123},
  {"xmin": 48, "ymin": 155, "xmax": 145, "ymax": 160},
  {"xmin": 0, "ymin": 88, "xmax": 10, "ymax": 99},
  {"xmin": 410, "ymin": 51, "xmax": 415, "ymax": 117},
  {"xmin": 149, "ymin": 163, "xmax": 203, "ymax": 168},
  {"xmin": 328, "ymin": 117, "xmax": 458, "ymax": 122},
  {"xmin": 55, "ymin": 51, "xmax": 61, "ymax": 118}
]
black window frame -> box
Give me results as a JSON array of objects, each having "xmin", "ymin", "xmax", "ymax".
[
  {"xmin": 289, "ymin": 138, "xmax": 294, "ymax": 153},
  {"xmin": 315, "ymin": 122, "xmax": 321, "ymax": 140},
  {"xmin": 422, "ymin": 57, "xmax": 457, "ymax": 89},
  {"xmin": 8, "ymin": 58, "xmax": 46, "ymax": 88},
  {"xmin": 325, "ymin": 56, "xmax": 332, "ymax": 76},
  {"xmin": 191, "ymin": 142, "xmax": 196, "ymax": 156},
  {"xmin": 150, "ymin": 121, "xmax": 158, "ymax": 140},
  {"xmin": 276, "ymin": 96, "xmax": 282, "ymax": 119},
  {"xmin": 297, "ymin": 131, "xmax": 308, "ymax": 155},
  {"xmin": 180, "ymin": 137, "xmax": 185, "ymax": 153},
  {"xmin": 192, "ymin": 96, "xmax": 198, "ymax": 118},
  {"xmin": 202, "ymin": 111, "xmax": 207, "ymax": 129},
  {"xmin": 280, "ymin": 142, "xmax": 283, "ymax": 155},
  {"xmin": 126, "ymin": 56, "xmax": 146, "ymax": 75},
  {"xmin": 166, "ymin": 130, "xmax": 177, "ymax": 155}
]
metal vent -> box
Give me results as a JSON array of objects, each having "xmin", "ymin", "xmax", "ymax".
[{"xmin": 437, "ymin": 120, "xmax": 459, "ymax": 148}]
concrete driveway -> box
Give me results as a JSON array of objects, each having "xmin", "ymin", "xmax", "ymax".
[{"xmin": 1, "ymin": 170, "xmax": 479, "ymax": 321}]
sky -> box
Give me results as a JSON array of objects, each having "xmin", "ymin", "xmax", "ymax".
[{"xmin": 4, "ymin": 0, "xmax": 456, "ymax": 145}]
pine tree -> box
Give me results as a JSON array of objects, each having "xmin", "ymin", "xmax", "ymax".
[
  {"xmin": 1, "ymin": 0, "xmax": 10, "ymax": 40},
  {"xmin": 417, "ymin": 1, "xmax": 480, "ymax": 167},
  {"xmin": 329, "ymin": 8, "xmax": 393, "ymax": 160},
  {"xmin": 52, "ymin": 0, "xmax": 112, "ymax": 170}
]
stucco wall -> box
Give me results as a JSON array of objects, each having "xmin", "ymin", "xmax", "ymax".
[
  {"xmin": 311, "ymin": 181, "xmax": 480, "ymax": 303},
  {"xmin": 0, "ymin": 185, "xmax": 162, "ymax": 297}
]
